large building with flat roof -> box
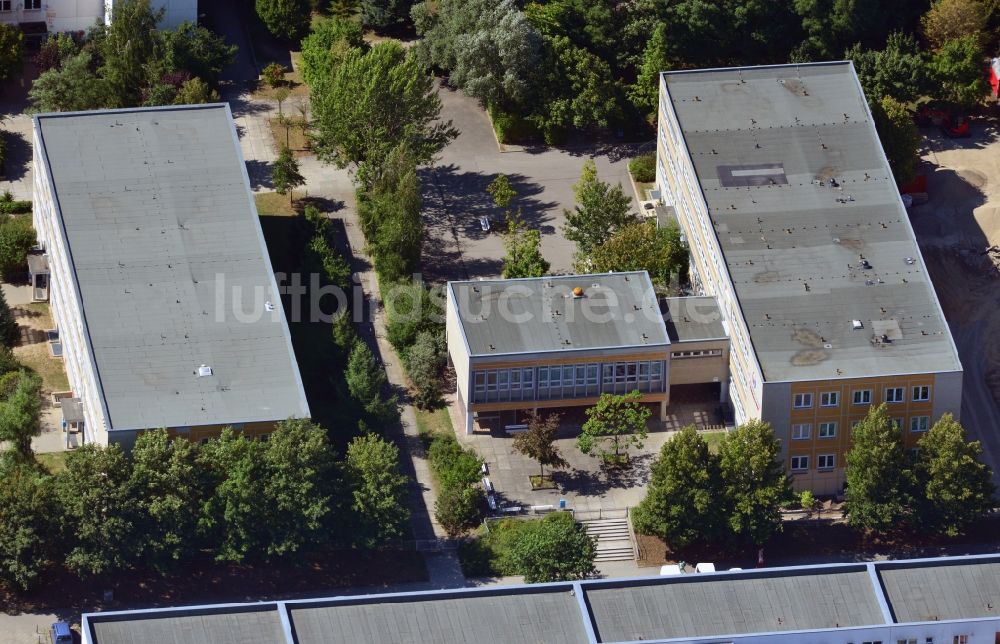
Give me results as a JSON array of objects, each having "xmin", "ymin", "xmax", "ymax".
[
  {"xmin": 32, "ymin": 105, "xmax": 309, "ymax": 447},
  {"xmin": 655, "ymin": 61, "xmax": 963, "ymax": 492},
  {"xmin": 446, "ymin": 272, "xmax": 730, "ymax": 434},
  {"xmin": 82, "ymin": 553, "xmax": 1000, "ymax": 643}
]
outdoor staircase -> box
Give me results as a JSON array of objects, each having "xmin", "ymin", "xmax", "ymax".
[{"xmin": 581, "ymin": 517, "xmax": 635, "ymax": 562}]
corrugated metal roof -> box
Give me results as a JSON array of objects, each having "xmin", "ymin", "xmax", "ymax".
[
  {"xmin": 879, "ymin": 560, "xmax": 1000, "ymax": 623},
  {"xmin": 90, "ymin": 608, "xmax": 286, "ymax": 644},
  {"xmin": 585, "ymin": 569, "xmax": 885, "ymax": 641},
  {"xmin": 289, "ymin": 590, "xmax": 587, "ymax": 644},
  {"xmin": 35, "ymin": 105, "xmax": 309, "ymax": 430},
  {"xmin": 449, "ymin": 272, "xmax": 670, "ymax": 356},
  {"xmin": 663, "ymin": 62, "xmax": 961, "ymax": 381}
]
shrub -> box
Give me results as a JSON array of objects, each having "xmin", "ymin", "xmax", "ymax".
[
  {"xmin": 471, "ymin": 513, "xmax": 597, "ymax": 582},
  {"xmin": 404, "ymin": 330, "xmax": 445, "ymax": 409},
  {"xmin": 488, "ymin": 105, "xmax": 540, "ymax": 145},
  {"xmin": 436, "ymin": 484, "xmax": 485, "ymax": 537},
  {"xmin": 262, "ymin": 62, "xmax": 286, "ymax": 88},
  {"xmin": 629, "ymin": 153, "xmax": 656, "ymax": 183},
  {"xmin": 0, "ymin": 215, "xmax": 36, "ymax": 279},
  {"xmin": 384, "ymin": 282, "xmax": 443, "ymax": 352},
  {"xmin": 427, "ymin": 434, "xmax": 482, "ymax": 489},
  {"xmin": 0, "ymin": 192, "xmax": 31, "ymax": 214}
]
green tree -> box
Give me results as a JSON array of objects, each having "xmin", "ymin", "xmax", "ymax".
[
  {"xmin": 199, "ymin": 428, "xmax": 269, "ymax": 562},
  {"xmin": 502, "ymin": 216, "xmax": 550, "ymax": 279},
  {"xmin": 487, "ymin": 173, "xmax": 516, "ymax": 211},
  {"xmin": 261, "ymin": 419, "xmax": 338, "ymax": 557},
  {"xmin": 564, "ymin": 159, "xmax": 635, "ymax": 256},
  {"xmin": 586, "ymin": 220, "xmax": 687, "ymax": 288},
  {"xmin": 366, "ymin": 154, "xmax": 423, "ymax": 282},
  {"xmin": 28, "ymin": 51, "xmax": 109, "ymax": 112},
  {"xmin": 531, "ymin": 35, "xmax": 621, "ymax": 142},
  {"xmin": 32, "ymin": 32, "xmax": 78, "ymax": 73},
  {"xmin": 505, "ymin": 512, "xmax": 596, "ymax": 583},
  {"xmin": 256, "ymin": 0, "xmax": 311, "ymax": 40},
  {"xmin": 129, "ymin": 429, "xmax": 208, "ymax": 571},
  {"xmin": 161, "ymin": 21, "xmax": 237, "ymax": 84},
  {"xmin": 361, "ymin": 0, "xmax": 416, "ymax": 29},
  {"xmin": 922, "ymin": 0, "xmax": 987, "ymax": 49},
  {"xmin": 0, "ymin": 463, "xmax": 58, "ymax": 591},
  {"xmin": 404, "ymin": 330, "xmax": 445, "ymax": 408},
  {"xmin": 928, "ymin": 35, "xmax": 988, "ymax": 106},
  {"xmin": 915, "ymin": 414, "xmax": 996, "ymax": 536},
  {"xmin": 0, "ymin": 372, "xmax": 41, "ymax": 464},
  {"xmin": 449, "ymin": 0, "xmax": 542, "ymax": 111},
  {"xmin": 174, "ymin": 76, "xmax": 219, "ymax": 104},
  {"xmin": 0, "ymin": 23, "xmax": 23, "ymax": 84},
  {"xmin": 311, "ymin": 41, "xmax": 457, "ymax": 189},
  {"xmin": 792, "ymin": 0, "xmax": 926, "ymax": 61},
  {"xmin": 346, "ymin": 341, "xmax": 397, "ymax": 422},
  {"xmin": 300, "ymin": 16, "xmax": 366, "ymax": 87},
  {"xmin": 98, "ymin": 0, "xmax": 164, "ymax": 107},
  {"xmin": 55, "ymin": 444, "xmax": 136, "ymax": 577},
  {"xmin": 846, "ymin": 32, "xmax": 929, "ymax": 105},
  {"xmin": 384, "ymin": 281, "xmax": 443, "ymax": 351},
  {"xmin": 513, "ymin": 410, "xmax": 567, "ymax": 479},
  {"xmin": 344, "ymin": 433, "xmax": 410, "ymax": 547},
  {"xmin": 272, "ymin": 145, "xmax": 306, "ymax": 206},
  {"xmin": 843, "ymin": 403, "xmax": 914, "ymax": 534},
  {"xmin": 0, "ymin": 287, "xmax": 19, "ymax": 348},
  {"xmin": 633, "ymin": 425, "xmax": 722, "ymax": 549},
  {"xmin": 629, "ymin": 23, "xmax": 669, "ymax": 117},
  {"xmin": 718, "ymin": 419, "xmax": 789, "ymax": 545},
  {"xmin": 577, "ymin": 390, "xmax": 650, "ymax": 465},
  {"xmin": 870, "ymin": 95, "xmax": 921, "ymax": 185}
]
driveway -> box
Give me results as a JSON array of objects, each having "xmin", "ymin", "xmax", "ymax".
[
  {"xmin": 423, "ymin": 87, "xmax": 642, "ymax": 281},
  {"xmin": 915, "ymin": 121, "xmax": 1000, "ymax": 487}
]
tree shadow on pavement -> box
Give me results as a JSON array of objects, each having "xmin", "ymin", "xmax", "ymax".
[
  {"xmin": 2, "ymin": 131, "xmax": 30, "ymax": 183},
  {"xmin": 245, "ymin": 159, "xmax": 273, "ymax": 190}
]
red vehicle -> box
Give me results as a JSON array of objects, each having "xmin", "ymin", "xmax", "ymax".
[{"xmin": 942, "ymin": 115, "xmax": 971, "ymax": 138}]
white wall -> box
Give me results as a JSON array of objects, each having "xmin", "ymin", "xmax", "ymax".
[
  {"xmin": 32, "ymin": 121, "xmax": 111, "ymax": 445},
  {"xmin": 0, "ymin": 0, "xmax": 197, "ymax": 33},
  {"xmin": 445, "ymin": 284, "xmax": 472, "ymax": 433}
]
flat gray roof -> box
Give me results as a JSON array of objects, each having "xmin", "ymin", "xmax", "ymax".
[
  {"xmin": 83, "ymin": 555, "xmax": 1000, "ymax": 644},
  {"xmin": 663, "ymin": 62, "xmax": 961, "ymax": 381},
  {"xmin": 879, "ymin": 560, "xmax": 1000, "ymax": 623},
  {"xmin": 289, "ymin": 589, "xmax": 587, "ymax": 644},
  {"xmin": 89, "ymin": 607, "xmax": 285, "ymax": 644},
  {"xmin": 449, "ymin": 272, "xmax": 670, "ymax": 357},
  {"xmin": 35, "ymin": 105, "xmax": 309, "ymax": 430},
  {"xmin": 662, "ymin": 296, "xmax": 727, "ymax": 342},
  {"xmin": 585, "ymin": 569, "xmax": 883, "ymax": 641}
]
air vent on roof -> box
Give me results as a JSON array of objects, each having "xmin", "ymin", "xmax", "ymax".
[
  {"xmin": 197, "ymin": 365, "xmax": 213, "ymax": 377},
  {"xmin": 265, "ymin": 301, "xmax": 275, "ymax": 312},
  {"xmin": 904, "ymin": 257, "xmax": 916, "ymax": 265},
  {"xmin": 851, "ymin": 320, "xmax": 863, "ymax": 330}
]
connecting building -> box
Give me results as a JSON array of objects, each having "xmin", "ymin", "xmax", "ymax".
[
  {"xmin": 655, "ymin": 62, "xmax": 962, "ymax": 492},
  {"xmin": 446, "ymin": 272, "xmax": 729, "ymax": 434},
  {"xmin": 32, "ymin": 105, "xmax": 309, "ymax": 447},
  {"xmin": 82, "ymin": 553, "xmax": 1000, "ymax": 643},
  {"xmin": 0, "ymin": 0, "xmax": 197, "ymax": 34}
]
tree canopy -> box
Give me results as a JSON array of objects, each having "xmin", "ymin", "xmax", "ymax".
[
  {"xmin": 844, "ymin": 403, "xmax": 914, "ymax": 534},
  {"xmin": 717, "ymin": 419, "xmax": 789, "ymax": 545},
  {"xmin": 564, "ymin": 160, "xmax": 635, "ymax": 257},
  {"xmin": 577, "ymin": 390, "xmax": 650, "ymax": 465},
  {"xmin": 633, "ymin": 425, "xmax": 723, "ymax": 549}
]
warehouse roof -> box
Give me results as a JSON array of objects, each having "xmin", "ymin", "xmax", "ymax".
[
  {"xmin": 585, "ymin": 569, "xmax": 883, "ymax": 641},
  {"xmin": 82, "ymin": 554, "xmax": 1000, "ymax": 644},
  {"xmin": 448, "ymin": 272, "xmax": 670, "ymax": 357},
  {"xmin": 288, "ymin": 588, "xmax": 588, "ymax": 644},
  {"xmin": 878, "ymin": 559, "xmax": 1000, "ymax": 623},
  {"xmin": 34, "ymin": 105, "xmax": 309, "ymax": 430},
  {"xmin": 661, "ymin": 62, "xmax": 961, "ymax": 381}
]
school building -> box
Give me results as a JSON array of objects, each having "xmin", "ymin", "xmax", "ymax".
[{"xmin": 654, "ymin": 61, "xmax": 963, "ymax": 493}]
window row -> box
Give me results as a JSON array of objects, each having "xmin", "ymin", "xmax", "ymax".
[
  {"xmin": 790, "ymin": 454, "xmax": 836, "ymax": 472},
  {"xmin": 0, "ymin": 1, "xmax": 42, "ymax": 9},
  {"xmin": 471, "ymin": 361, "xmax": 666, "ymax": 404},
  {"xmin": 671, "ymin": 349, "xmax": 723, "ymax": 359},
  {"xmin": 795, "ymin": 415, "xmax": 932, "ymax": 439},
  {"xmin": 793, "ymin": 385, "xmax": 931, "ymax": 410}
]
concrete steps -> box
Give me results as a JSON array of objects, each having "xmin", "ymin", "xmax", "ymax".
[{"xmin": 581, "ymin": 517, "xmax": 635, "ymax": 562}]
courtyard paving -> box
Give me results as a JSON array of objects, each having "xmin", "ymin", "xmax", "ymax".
[{"xmin": 449, "ymin": 398, "xmax": 726, "ymax": 513}]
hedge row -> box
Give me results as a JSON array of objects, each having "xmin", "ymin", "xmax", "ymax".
[{"xmin": 427, "ymin": 433, "xmax": 485, "ymax": 536}]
